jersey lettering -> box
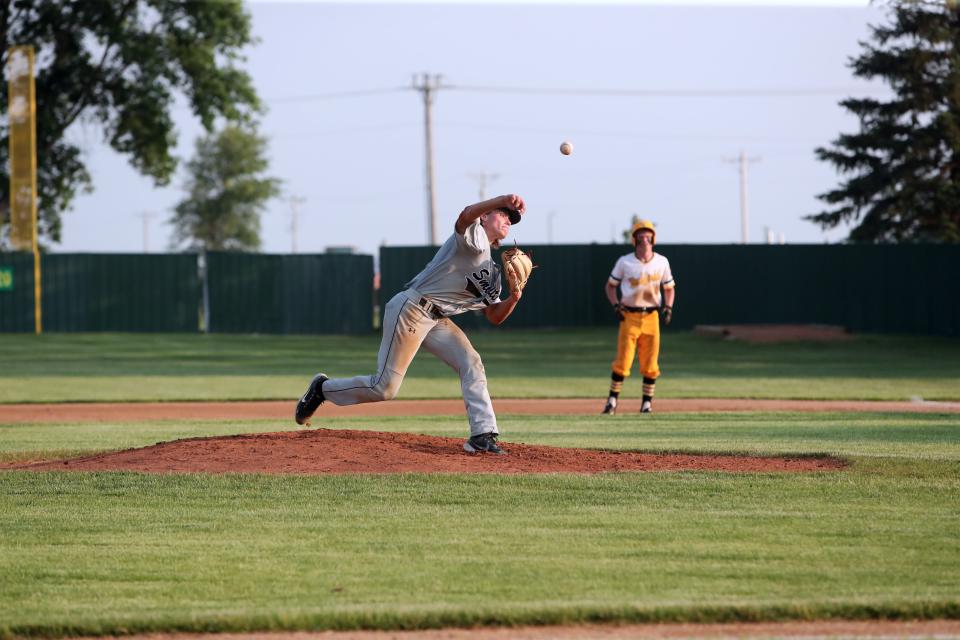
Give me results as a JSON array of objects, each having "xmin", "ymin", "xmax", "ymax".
[
  {"xmin": 465, "ymin": 265, "xmax": 501, "ymax": 305},
  {"xmin": 628, "ymin": 271, "xmax": 663, "ymax": 288}
]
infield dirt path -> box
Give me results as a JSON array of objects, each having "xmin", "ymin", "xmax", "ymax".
[{"xmin": 70, "ymin": 619, "xmax": 960, "ymax": 639}]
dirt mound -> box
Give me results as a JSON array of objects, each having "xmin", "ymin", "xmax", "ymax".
[{"xmin": 8, "ymin": 428, "xmax": 845, "ymax": 475}]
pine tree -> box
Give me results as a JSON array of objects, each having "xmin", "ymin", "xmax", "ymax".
[{"xmin": 810, "ymin": 1, "xmax": 960, "ymax": 243}]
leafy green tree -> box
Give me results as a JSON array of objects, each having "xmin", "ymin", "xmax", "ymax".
[
  {"xmin": 810, "ymin": 1, "xmax": 960, "ymax": 243},
  {"xmin": 170, "ymin": 125, "xmax": 281, "ymax": 251},
  {"xmin": 0, "ymin": 0, "xmax": 260, "ymax": 247}
]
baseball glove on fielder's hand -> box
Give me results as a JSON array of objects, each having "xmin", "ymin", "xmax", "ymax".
[
  {"xmin": 613, "ymin": 303, "xmax": 625, "ymax": 322},
  {"xmin": 661, "ymin": 305, "xmax": 673, "ymax": 326},
  {"xmin": 501, "ymin": 246, "xmax": 535, "ymax": 296}
]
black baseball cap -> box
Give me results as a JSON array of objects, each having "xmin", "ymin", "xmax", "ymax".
[{"xmin": 504, "ymin": 207, "xmax": 522, "ymax": 225}]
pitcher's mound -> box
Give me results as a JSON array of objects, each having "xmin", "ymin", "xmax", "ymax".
[{"xmin": 11, "ymin": 429, "xmax": 845, "ymax": 475}]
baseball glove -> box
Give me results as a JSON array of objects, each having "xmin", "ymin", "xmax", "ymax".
[
  {"xmin": 501, "ymin": 246, "xmax": 534, "ymax": 296},
  {"xmin": 613, "ymin": 303, "xmax": 625, "ymax": 322},
  {"xmin": 661, "ymin": 305, "xmax": 673, "ymax": 326}
]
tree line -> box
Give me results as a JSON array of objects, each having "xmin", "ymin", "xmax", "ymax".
[{"xmin": 0, "ymin": 0, "xmax": 958, "ymax": 249}]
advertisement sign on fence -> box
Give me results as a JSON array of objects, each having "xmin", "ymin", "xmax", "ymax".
[{"xmin": 0, "ymin": 267, "xmax": 12, "ymax": 291}]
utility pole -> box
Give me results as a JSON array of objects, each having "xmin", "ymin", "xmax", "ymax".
[
  {"xmin": 135, "ymin": 210, "xmax": 157, "ymax": 253},
  {"xmin": 412, "ymin": 72, "xmax": 442, "ymax": 245},
  {"xmin": 547, "ymin": 210, "xmax": 558, "ymax": 244},
  {"xmin": 468, "ymin": 170, "xmax": 499, "ymax": 201},
  {"xmin": 723, "ymin": 150, "xmax": 761, "ymax": 244},
  {"xmin": 288, "ymin": 195, "xmax": 305, "ymax": 254}
]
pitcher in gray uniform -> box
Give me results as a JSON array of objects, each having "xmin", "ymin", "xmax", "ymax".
[{"xmin": 295, "ymin": 194, "xmax": 527, "ymax": 454}]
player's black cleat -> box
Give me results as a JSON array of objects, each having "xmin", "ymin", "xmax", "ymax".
[
  {"xmin": 601, "ymin": 398, "xmax": 617, "ymax": 415},
  {"xmin": 640, "ymin": 400, "xmax": 652, "ymax": 414},
  {"xmin": 295, "ymin": 373, "xmax": 329, "ymax": 426},
  {"xmin": 463, "ymin": 432, "xmax": 505, "ymax": 454}
]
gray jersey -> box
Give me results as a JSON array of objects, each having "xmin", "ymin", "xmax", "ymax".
[{"xmin": 405, "ymin": 219, "xmax": 502, "ymax": 317}]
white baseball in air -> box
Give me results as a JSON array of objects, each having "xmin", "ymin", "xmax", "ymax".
[{"xmin": 559, "ymin": 141, "xmax": 573, "ymax": 156}]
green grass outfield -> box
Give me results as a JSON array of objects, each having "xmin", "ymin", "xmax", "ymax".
[
  {"xmin": 1, "ymin": 330, "xmax": 959, "ymax": 636},
  {"xmin": 0, "ymin": 329, "xmax": 959, "ymax": 402},
  {"xmin": 1, "ymin": 413, "xmax": 960, "ymax": 636}
]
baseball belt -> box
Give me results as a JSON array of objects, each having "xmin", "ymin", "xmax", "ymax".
[
  {"xmin": 622, "ymin": 305, "xmax": 660, "ymax": 313},
  {"xmin": 417, "ymin": 297, "xmax": 446, "ymax": 320}
]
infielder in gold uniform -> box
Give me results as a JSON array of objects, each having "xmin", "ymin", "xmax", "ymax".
[{"xmin": 602, "ymin": 220, "xmax": 676, "ymax": 415}]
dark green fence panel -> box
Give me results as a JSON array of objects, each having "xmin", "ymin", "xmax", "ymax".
[
  {"xmin": 666, "ymin": 245, "xmax": 834, "ymax": 327},
  {"xmin": 380, "ymin": 245, "xmax": 601, "ymax": 330},
  {"xmin": 1, "ymin": 253, "xmax": 199, "ymax": 332},
  {"xmin": 380, "ymin": 243, "xmax": 960, "ymax": 336},
  {"xmin": 0, "ymin": 252, "xmax": 36, "ymax": 332},
  {"xmin": 7, "ymin": 245, "xmax": 954, "ymax": 336},
  {"xmin": 379, "ymin": 246, "xmax": 438, "ymax": 304},
  {"xmin": 206, "ymin": 252, "xmax": 373, "ymax": 334},
  {"xmin": 599, "ymin": 244, "xmax": 959, "ymax": 335},
  {"xmin": 40, "ymin": 254, "xmax": 200, "ymax": 332}
]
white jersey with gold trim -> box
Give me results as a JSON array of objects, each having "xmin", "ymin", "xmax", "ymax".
[{"xmin": 608, "ymin": 252, "xmax": 675, "ymax": 308}]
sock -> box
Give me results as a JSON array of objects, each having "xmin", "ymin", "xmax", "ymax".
[
  {"xmin": 609, "ymin": 372, "xmax": 625, "ymax": 399},
  {"xmin": 642, "ymin": 376, "xmax": 656, "ymax": 403}
]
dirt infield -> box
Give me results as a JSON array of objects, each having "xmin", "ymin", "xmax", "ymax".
[
  {"xmin": 7, "ymin": 428, "xmax": 845, "ymax": 475},
  {"xmin": 65, "ymin": 619, "xmax": 960, "ymax": 639},
  {"xmin": 0, "ymin": 399, "xmax": 960, "ymax": 474},
  {"xmin": 5, "ymin": 396, "xmax": 955, "ymax": 475}
]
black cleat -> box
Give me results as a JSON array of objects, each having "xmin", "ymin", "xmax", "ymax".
[
  {"xmin": 640, "ymin": 400, "xmax": 652, "ymax": 414},
  {"xmin": 295, "ymin": 373, "xmax": 329, "ymax": 426},
  {"xmin": 601, "ymin": 399, "xmax": 617, "ymax": 415},
  {"xmin": 463, "ymin": 432, "xmax": 505, "ymax": 454}
]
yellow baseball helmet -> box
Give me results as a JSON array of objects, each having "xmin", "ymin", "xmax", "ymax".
[{"xmin": 630, "ymin": 219, "xmax": 656, "ymax": 246}]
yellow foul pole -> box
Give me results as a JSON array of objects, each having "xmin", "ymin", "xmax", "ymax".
[{"xmin": 7, "ymin": 45, "xmax": 41, "ymax": 333}]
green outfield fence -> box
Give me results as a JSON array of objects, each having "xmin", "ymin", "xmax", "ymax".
[
  {"xmin": 0, "ymin": 253, "xmax": 199, "ymax": 332},
  {"xmin": 379, "ymin": 243, "xmax": 960, "ymax": 337},
  {"xmin": 0, "ymin": 245, "xmax": 955, "ymax": 335},
  {"xmin": 205, "ymin": 252, "xmax": 373, "ymax": 334},
  {"xmin": 0, "ymin": 252, "xmax": 374, "ymax": 334}
]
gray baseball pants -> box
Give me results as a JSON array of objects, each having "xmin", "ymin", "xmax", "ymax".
[{"xmin": 321, "ymin": 290, "xmax": 499, "ymax": 437}]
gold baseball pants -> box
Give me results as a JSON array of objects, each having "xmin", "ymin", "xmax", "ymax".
[{"xmin": 611, "ymin": 310, "xmax": 661, "ymax": 379}]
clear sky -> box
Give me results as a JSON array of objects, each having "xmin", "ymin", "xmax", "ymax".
[{"xmin": 58, "ymin": 0, "xmax": 887, "ymax": 256}]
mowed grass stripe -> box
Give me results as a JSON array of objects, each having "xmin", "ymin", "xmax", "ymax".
[
  {"xmin": 1, "ymin": 330, "xmax": 959, "ymax": 402},
  {"xmin": 1, "ymin": 468, "xmax": 958, "ymax": 637}
]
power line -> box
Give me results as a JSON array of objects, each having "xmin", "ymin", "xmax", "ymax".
[
  {"xmin": 267, "ymin": 87, "xmax": 407, "ymax": 103},
  {"xmin": 437, "ymin": 120, "xmax": 824, "ymax": 143},
  {"xmin": 262, "ymin": 84, "xmax": 888, "ymax": 105},
  {"xmin": 444, "ymin": 84, "xmax": 889, "ymax": 97}
]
